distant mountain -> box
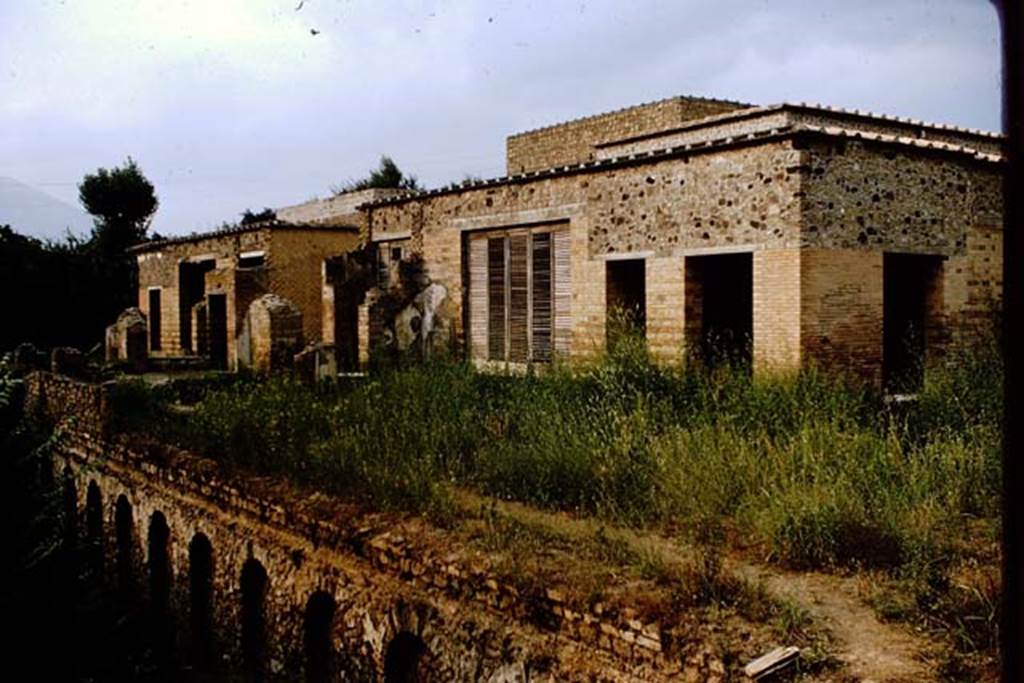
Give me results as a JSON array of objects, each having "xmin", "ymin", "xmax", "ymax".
[{"xmin": 0, "ymin": 176, "xmax": 93, "ymax": 242}]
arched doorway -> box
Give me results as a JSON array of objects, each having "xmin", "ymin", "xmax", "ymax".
[
  {"xmin": 240, "ymin": 558, "xmax": 269, "ymax": 677},
  {"xmin": 147, "ymin": 511, "xmax": 174, "ymax": 660},
  {"xmin": 303, "ymin": 591, "xmax": 337, "ymax": 682},
  {"xmin": 384, "ymin": 631, "xmax": 431, "ymax": 683},
  {"xmin": 189, "ymin": 533, "xmax": 214, "ymax": 669},
  {"xmin": 148, "ymin": 511, "xmax": 171, "ymax": 615},
  {"xmin": 85, "ymin": 481, "xmax": 103, "ymax": 574},
  {"xmin": 114, "ymin": 495, "xmax": 135, "ymax": 595}
]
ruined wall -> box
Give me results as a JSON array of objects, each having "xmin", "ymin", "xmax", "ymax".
[
  {"xmin": 136, "ymin": 230, "xmax": 272, "ymax": 357},
  {"xmin": 506, "ymin": 96, "xmax": 747, "ymax": 174},
  {"xmin": 269, "ymin": 228, "xmax": 361, "ymax": 346},
  {"xmin": 237, "ymin": 294, "xmax": 304, "ymax": 374},
  {"xmin": 30, "ymin": 371, "xmax": 730, "ymax": 682}
]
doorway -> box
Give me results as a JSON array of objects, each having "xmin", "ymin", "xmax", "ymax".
[
  {"xmin": 207, "ymin": 294, "xmax": 228, "ymax": 370},
  {"xmin": 685, "ymin": 253, "xmax": 753, "ymax": 367},
  {"xmin": 883, "ymin": 253, "xmax": 943, "ymax": 391},
  {"xmin": 606, "ymin": 258, "xmax": 646, "ymax": 349}
]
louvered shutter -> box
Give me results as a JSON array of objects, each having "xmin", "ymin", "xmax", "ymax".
[
  {"xmin": 508, "ymin": 234, "xmax": 529, "ymax": 362},
  {"xmin": 468, "ymin": 234, "xmax": 489, "ymax": 360},
  {"xmin": 487, "ymin": 237, "xmax": 506, "ymax": 361},
  {"xmin": 552, "ymin": 227, "xmax": 572, "ymax": 356},
  {"xmin": 531, "ymin": 232, "xmax": 552, "ymax": 361}
]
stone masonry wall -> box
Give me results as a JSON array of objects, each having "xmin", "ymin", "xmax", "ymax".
[
  {"xmin": 801, "ymin": 138, "xmax": 1004, "ymax": 366},
  {"xmin": 370, "ymin": 131, "xmax": 1000, "ymax": 374},
  {"xmin": 506, "ymin": 96, "xmax": 747, "ymax": 174},
  {"xmin": 30, "ymin": 372, "xmax": 731, "ymax": 681},
  {"xmin": 370, "ymin": 140, "xmax": 802, "ymax": 360},
  {"xmin": 800, "ymin": 138, "xmax": 1001, "ymax": 254}
]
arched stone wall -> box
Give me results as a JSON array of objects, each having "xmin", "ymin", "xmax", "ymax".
[{"xmin": 29, "ymin": 365, "xmax": 721, "ymax": 683}]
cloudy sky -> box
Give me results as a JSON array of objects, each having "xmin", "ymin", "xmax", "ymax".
[{"xmin": 0, "ymin": 0, "xmax": 1004, "ymax": 239}]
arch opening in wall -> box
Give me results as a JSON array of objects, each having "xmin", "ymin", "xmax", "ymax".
[
  {"xmin": 61, "ymin": 466, "xmax": 78, "ymax": 551},
  {"xmin": 85, "ymin": 481, "xmax": 103, "ymax": 574},
  {"xmin": 189, "ymin": 532, "xmax": 214, "ymax": 669},
  {"xmin": 148, "ymin": 511, "xmax": 172, "ymax": 616},
  {"xmin": 240, "ymin": 558, "xmax": 269, "ymax": 677},
  {"xmin": 303, "ymin": 590, "xmax": 337, "ymax": 682},
  {"xmin": 115, "ymin": 494, "xmax": 135, "ymax": 595},
  {"xmin": 384, "ymin": 631, "xmax": 431, "ymax": 683}
]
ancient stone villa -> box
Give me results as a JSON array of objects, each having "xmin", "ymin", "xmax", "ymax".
[{"xmin": 125, "ymin": 95, "xmax": 1004, "ymax": 385}]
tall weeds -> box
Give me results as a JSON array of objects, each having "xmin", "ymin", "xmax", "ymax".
[{"xmin": 111, "ymin": 335, "xmax": 1001, "ymax": 576}]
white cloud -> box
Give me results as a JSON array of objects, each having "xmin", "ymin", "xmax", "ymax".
[{"xmin": 0, "ymin": 0, "xmax": 1003, "ymax": 237}]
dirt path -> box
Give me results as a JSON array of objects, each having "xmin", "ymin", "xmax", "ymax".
[
  {"xmin": 734, "ymin": 563, "xmax": 937, "ymax": 683},
  {"xmin": 455, "ymin": 492, "xmax": 941, "ymax": 682}
]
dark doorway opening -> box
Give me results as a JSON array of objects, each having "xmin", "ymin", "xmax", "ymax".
[
  {"xmin": 384, "ymin": 631, "xmax": 430, "ymax": 683},
  {"xmin": 207, "ymin": 294, "xmax": 229, "ymax": 370},
  {"xmin": 148, "ymin": 511, "xmax": 173, "ymax": 658},
  {"xmin": 883, "ymin": 253, "xmax": 944, "ymax": 392},
  {"xmin": 304, "ymin": 591, "xmax": 337, "ymax": 682},
  {"xmin": 606, "ymin": 259, "xmax": 646, "ymax": 349},
  {"xmin": 686, "ymin": 253, "xmax": 753, "ymax": 367},
  {"xmin": 179, "ymin": 260, "xmax": 215, "ymax": 354},
  {"xmin": 241, "ymin": 558, "xmax": 269, "ymax": 678},
  {"xmin": 335, "ymin": 286, "xmax": 360, "ymax": 372},
  {"xmin": 148, "ymin": 512, "xmax": 171, "ymax": 616},
  {"xmin": 148, "ymin": 289, "xmax": 162, "ymax": 352},
  {"xmin": 85, "ymin": 481, "xmax": 103, "ymax": 575},
  {"xmin": 115, "ymin": 495, "xmax": 135, "ymax": 596},
  {"xmin": 189, "ymin": 533, "xmax": 214, "ymax": 670}
]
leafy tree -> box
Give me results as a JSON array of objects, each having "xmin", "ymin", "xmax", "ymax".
[
  {"xmin": 331, "ymin": 155, "xmax": 422, "ymax": 195},
  {"xmin": 440, "ymin": 174, "xmax": 484, "ymax": 191},
  {"xmin": 240, "ymin": 207, "xmax": 276, "ymax": 225},
  {"xmin": 78, "ymin": 157, "xmax": 158, "ymax": 254}
]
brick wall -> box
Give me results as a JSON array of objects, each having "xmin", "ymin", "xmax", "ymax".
[
  {"xmin": 646, "ymin": 255, "xmax": 686, "ymax": 364},
  {"xmin": 800, "ymin": 250, "xmax": 884, "ymax": 381},
  {"xmin": 506, "ymin": 96, "xmax": 747, "ymax": 174},
  {"xmin": 136, "ymin": 230, "xmax": 271, "ymax": 357},
  {"xmin": 267, "ymin": 228, "xmax": 361, "ymax": 347},
  {"xmin": 752, "ymin": 250, "xmax": 802, "ymax": 373}
]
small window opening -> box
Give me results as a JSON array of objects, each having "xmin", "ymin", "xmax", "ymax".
[{"xmin": 238, "ymin": 251, "xmax": 266, "ymax": 269}]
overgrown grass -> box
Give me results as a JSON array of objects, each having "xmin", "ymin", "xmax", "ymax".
[{"xmin": 108, "ymin": 333, "xmax": 1002, "ymax": 662}]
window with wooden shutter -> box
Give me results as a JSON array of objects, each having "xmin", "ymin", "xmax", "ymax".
[
  {"xmin": 531, "ymin": 232, "xmax": 552, "ymax": 361},
  {"xmin": 468, "ymin": 234, "xmax": 489, "ymax": 360},
  {"xmin": 471, "ymin": 224, "xmax": 570, "ymax": 364},
  {"xmin": 508, "ymin": 234, "xmax": 529, "ymax": 362},
  {"xmin": 487, "ymin": 237, "xmax": 506, "ymax": 361},
  {"xmin": 552, "ymin": 229, "xmax": 572, "ymax": 356}
]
